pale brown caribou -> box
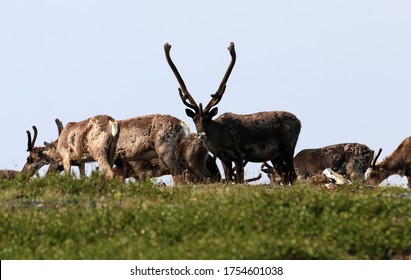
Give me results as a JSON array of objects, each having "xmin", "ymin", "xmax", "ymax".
[
  {"xmin": 164, "ymin": 42, "xmax": 301, "ymax": 184},
  {"xmin": 31, "ymin": 115, "xmax": 213, "ymax": 184},
  {"xmin": 43, "ymin": 115, "xmax": 120, "ymax": 178},
  {"xmin": 45, "ymin": 118, "xmax": 91, "ymax": 177},
  {"xmin": 113, "ymin": 115, "xmax": 213, "ymax": 184},
  {"xmin": 367, "ymin": 137, "xmax": 411, "ymax": 188},
  {"xmin": 113, "ymin": 132, "xmax": 220, "ymax": 183},
  {"xmin": 262, "ymin": 143, "xmax": 376, "ymax": 184}
]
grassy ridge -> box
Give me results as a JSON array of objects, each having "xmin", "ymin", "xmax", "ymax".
[{"xmin": 1, "ymin": 173, "xmax": 411, "ymax": 259}]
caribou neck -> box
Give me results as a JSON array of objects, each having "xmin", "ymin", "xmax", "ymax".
[{"xmin": 197, "ymin": 120, "xmax": 224, "ymax": 155}]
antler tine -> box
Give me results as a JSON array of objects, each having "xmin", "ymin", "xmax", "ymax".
[
  {"xmin": 260, "ymin": 162, "xmax": 274, "ymax": 173},
  {"xmin": 245, "ymin": 173, "xmax": 262, "ymax": 183},
  {"xmin": 55, "ymin": 118, "xmax": 63, "ymax": 136},
  {"xmin": 164, "ymin": 43, "xmax": 199, "ymax": 113},
  {"xmin": 261, "ymin": 162, "xmax": 271, "ymax": 168},
  {"xmin": 31, "ymin": 126, "xmax": 38, "ymax": 148},
  {"xmin": 203, "ymin": 42, "xmax": 236, "ymax": 113},
  {"xmin": 26, "ymin": 130, "xmax": 32, "ymax": 152},
  {"xmin": 178, "ymin": 88, "xmax": 198, "ymax": 112},
  {"xmin": 372, "ymin": 148, "xmax": 383, "ymax": 168}
]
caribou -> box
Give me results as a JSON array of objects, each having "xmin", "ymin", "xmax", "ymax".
[
  {"xmin": 113, "ymin": 133, "xmax": 221, "ymax": 183},
  {"xmin": 2, "ymin": 124, "xmax": 63, "ymax": 180},
  {"xmin": 43, "ymin": 115, "xmax": 120, "ymax": 178},
  {"xmin": 113, "ymin": 115, "xmax": 212, "ymax": 184},
  {"xmin": 31, "ymin": 115, "xmax": 214, "ymax": 184},
  {"xmin": 367, "ymin": 136, "xmax": 411, "ymax": 188},
  {"xmin": 262, "ymin": 143, "xmax": 376, "ymax": 184},
  {"xmin": 113, "ymin": 154, "xmax": 220, "ymax": 183},
  {"xmin": 177, "ymin": 133, "xmax": 221, "ymax": 183},
  {"xmin": 0, "ymin": 126, "xmax": 42, "ymax": 179},
  {"xmin": 164, "ymin": 42, "xmax": 301, "ymax": 184},
  {"xmin": 20, "ymin": 126, "xmax": 51, "ymax": 178},
  {"xmin": 45, "ymin": 118, "xmax": 87, "ymax": 176},
  {"xmin": 294, "ymin": 143, "xmax": 376, "ymax": 183}
]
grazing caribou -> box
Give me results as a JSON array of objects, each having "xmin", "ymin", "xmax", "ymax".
[
  {"xmin": 294, "ymin": 143, "xmax": 376, "ymax": 183},
  {"xmin": 178, "ymin": 134, "xmax": 222, "ymax": 183},
  {"xmin": 44, "ymin": 115, "xmax": 120, "ymax": 178},
  {"xmin": 20, "ymin": 126, "xmax": 51, "ymax": 178},
  {"xmin": 164, "ymin": 42, "xmax": 301, "ymax": 184},
  {"xmin": 0, "ymin": 126, "xmax": 43, "ymax": 179},
  {"xmin": 262, "ymin": 143, "xmax": 375, "ymax": 184},
  {"xmin": 114, "ymin": 154, "xmax": 220, "ymax": 183},
  {"xmin": 114, "ymin": 133, "xmax": 221, "ymax": 183},
  {"xmin": 43, "ymin": 115, "xmax": 213, "ymax": 184},
  {"xmin": 1, "ymin": 124, "xmax": 61, "ymax": 180},
  {"xmin": 367, "ymin": 137, "xmax": 411, "ymax": 188},
  {"xmin": 114, "ymin": 115, "xmax": 205, "ymax": 184},
  {"xmin": 260, "ymin": 162, "xmax": 282, "ymax": 185}
]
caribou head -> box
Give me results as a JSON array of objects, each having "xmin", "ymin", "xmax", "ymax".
[
  {"xmin": 20, "ymin": 126, "xmax": 50, "ymax": 178},
  {"xmin": 20, "ymin": 119, "xmax": 65, "ymax": 178},
  {"xmin": 367, "ymin": 148, "xmax": 385, "ymax": 186},
  {"xmin": 164, "ymin": 42, "xmax": 236, "ymax": 140}
]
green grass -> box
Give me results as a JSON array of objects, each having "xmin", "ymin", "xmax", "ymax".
[{"xmin": 1, "ymin": 173, "xmax": 411, "ymax": 259}]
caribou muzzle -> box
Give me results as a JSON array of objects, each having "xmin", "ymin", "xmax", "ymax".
[{"xmin": 198, "ymin": 132, "xmax": 207, "ymax": 140}]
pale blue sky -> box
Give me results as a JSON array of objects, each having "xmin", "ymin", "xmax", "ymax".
[{"xmin": 1, "ymin": 1, "xmax": 411, "ymax": 184}]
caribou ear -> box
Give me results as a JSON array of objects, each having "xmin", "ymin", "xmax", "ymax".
[
  {"xmin": 44, "ymin": 141, "xmax": 52, "ymax": 148},
  {"xmin": 208, "ymin": 107, "xmax": 218, "ymax": 118},
  {"xmin": 185, "ymin": 109, "xmax": 196, "ymax": 118}
]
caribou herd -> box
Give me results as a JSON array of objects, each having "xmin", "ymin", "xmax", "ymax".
[{"xmin": 1, "ymin": 42, "xmax": 410, "ymax": 188}]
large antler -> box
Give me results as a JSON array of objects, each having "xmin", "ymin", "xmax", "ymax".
[
  {"xmin": 26, "ymin": 126, "xmax": 38, "ymax": 152},
  {"xmin": 203, "ymin": 42, "xmax": 236, "ymax": 113},
  {"xmin": 164, "ymin": 43, "xmax": 199, "ymax": 113}
]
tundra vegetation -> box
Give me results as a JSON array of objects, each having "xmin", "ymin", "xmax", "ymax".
[
  {"xmin": 2, "ymin": 42, "xmax": 410, "ymax": 260},
  {"xmin": 1, "ymin": 173, "xmax": 410, "ymax": 260}
]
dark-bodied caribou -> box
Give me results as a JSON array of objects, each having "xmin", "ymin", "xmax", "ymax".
[
  {"xmin": 262, "ymin": 143, "xmax": 376, "ymax": 184},
  {"xmin": 164, "ymin": 42, "xmax": 301, "ymax": 184}
]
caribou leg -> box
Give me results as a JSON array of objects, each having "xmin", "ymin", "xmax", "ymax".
[
  {"xmin": 221, "ymin": 159, "xmax": 234, "ymax": 182},
  {"xmin": 62, "ymin": 156, "xmax": 72, "ymax": 176},
  {"xmin": 234, "ymin": 160, "xmax": 245, "ymax": 183},
  {"xmin": 271, "ymin": 157, "xmax": 286, "ymax": 185}
]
